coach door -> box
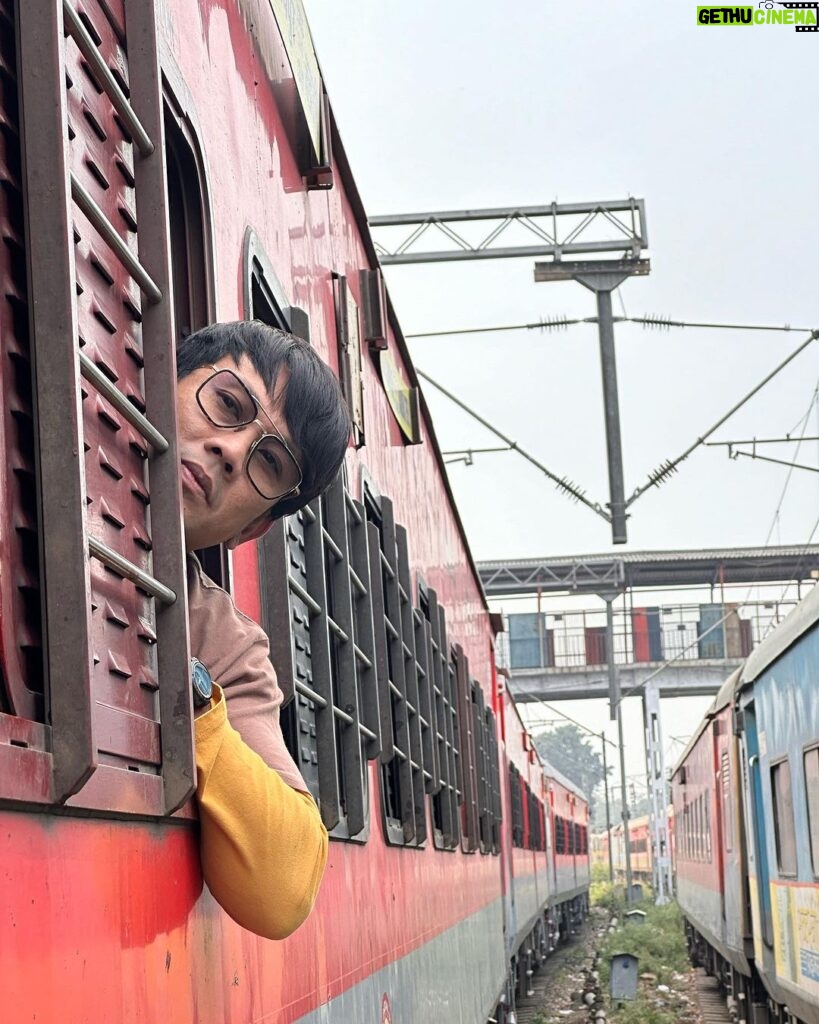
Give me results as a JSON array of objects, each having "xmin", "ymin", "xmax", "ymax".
[
  {"xmin": 740, "ymin": 701, "xmax": 773, "ymax": 955},
  {"xmin": 3, "ymin": 0, "xmax": 193, "ymax": 812}
]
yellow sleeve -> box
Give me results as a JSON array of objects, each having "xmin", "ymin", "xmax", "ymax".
[{"xmin": 194, "ymin": 686, "xmax": 328, "ymax": 940}]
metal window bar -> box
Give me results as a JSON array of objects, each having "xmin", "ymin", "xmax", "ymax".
[
  {"xmin": 440, "ymin": 608, "xmax": 461, "ymax": 849},
  {"xmin": 366, "ymin": 520, "xmax": 393, "ymax": 761},
  {"xmin": 61, "ymin": 0, "xmax": 153, "ymax": 157},
  {"xmin": 486, "ymin": 708, "xmax": 502, "ymax": 854},
  {"xmin": 414, "ymin": 606, "xmax": 440, "ymax": 795},
  {"xmin": 302, "ymin": 498, "xmax": 342, "ymax": 831},
  {"xmin": 18, "ymin": 0, "xmax": 193, "ymax": 810},
  {"xmin": 395, "ymin": 523, "xmax": 427, "ymax": 845},
  {"xmin": 346, "ymin": 491, "xmax": 380, "ymax": 760},
  {"xmin": 378, "ymin": 498, "xmax": 415, "ymax": 844},
  {"xmin": 322, "ymin": 476, "xmax": 366, "ymax": 839},
  {"xmin": 455, "ymin": 645, "xmax": 480, "ymax": 853},
  {"xmin": 428, "ymin": 590, "xmax": 458, "ymax": 849},
  {"xmin": 471, "ymin": 682, "xmax": 491, "ymax": 854}
]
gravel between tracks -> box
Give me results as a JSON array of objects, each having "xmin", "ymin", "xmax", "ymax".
[{"xmin": 513, "ymin": 907, "xmax": 708, "ymax": 1024}]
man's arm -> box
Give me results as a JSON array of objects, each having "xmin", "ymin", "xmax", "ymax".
[
  {"xmin": 194, "ymin": 690, "xmax": 327, "ymax": 939},
  {"xmin": 187, "ymin": 557, "xmax": 328, "ymax": 939}
]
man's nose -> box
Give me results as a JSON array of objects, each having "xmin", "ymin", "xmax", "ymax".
[{"xmin": 207, "ymin": 426, "xmax": 256, "ymax": 475}]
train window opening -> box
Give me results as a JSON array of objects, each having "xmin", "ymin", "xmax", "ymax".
[
  {"xmin": 260, "ymin": 471, "xmax": 378, "ymax": 842},
  {"xmin": 486, "ymin": 709, "xmax": 502, "ymax": 854},
  {"xmin": 0, "ymin": 0, "xmax": 45, "ymax": 737},
  {"xmin": 420, "ymin": 584, "xmax": 460, "ymax": 852},
  {"xmin": 510, "ymin": 764, "xmax": 524, "ymax": 848},
  {"xmin": 803, "ymin": 746, "xmax": 819, "ymax": 877},
  {"xmin": 771, "ymin": 759, "xmax": 797, "ymax": 876},
  {"xmin": 364, "ymin": 486, "xmax": 426, "ymax": 847},
  {"xmin": 453, "ymin": 647, "xmax": 479, "ymax": 853},
  {"xmin": 164, "ymin": 106, "xmax": 229, "ymax": 591}
]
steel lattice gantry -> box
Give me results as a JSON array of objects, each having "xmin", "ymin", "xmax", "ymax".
[
  {"xmin": 478, "ymin": 545, "xmax": 819, "ymax": 597},
  {"xmin": 480, "ymin": 544, "xmax": 819, "ymax": 905}
]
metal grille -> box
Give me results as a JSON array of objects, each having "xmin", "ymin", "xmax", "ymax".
[
  {"xmin": 425, "ymin": 589, "xmax": 460, "ymax": 851},
  {"xmin": 455, "ymin": 645, "xmax": 479, "ymax": 852},
  {"xmin": 366, "ymin": 490, "xmax": 427, "ymax": 847},
  {"xmin": 510, "ymin": 762, "xmax": 524, "ymax": 848},
  {"xmin": 486, "ymin": 708, "xmax": 502, "ymax": 854},
  {"xmin": 6, "ymin": 0, "xmax": 193, "ymax": 812},
  {"xmin": 262, "ymin": 473, "xmax": 381, "ymax": 841}
]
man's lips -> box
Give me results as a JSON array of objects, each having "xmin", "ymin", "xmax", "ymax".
[{"xmin": 181, "ymin": 460, "xmax": 212, "ymax": 503}]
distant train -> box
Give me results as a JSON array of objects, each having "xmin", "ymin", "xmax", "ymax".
[
  {"xmin": 591, "ymin": 810, "xmax": 675, "ymax": 894},
  {"xmin": 672, "ymin": 588, "xmax": 819, "ymax": 1024}
]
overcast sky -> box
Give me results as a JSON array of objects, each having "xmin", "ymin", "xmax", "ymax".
[{"xmin": 304, "ymin": 0, "xmax": 819, "ymax": 788}]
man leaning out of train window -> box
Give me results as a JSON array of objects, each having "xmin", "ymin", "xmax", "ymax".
[{"xmin": 176, "ymin": 320, "xmax": 351, "ymax": 940}]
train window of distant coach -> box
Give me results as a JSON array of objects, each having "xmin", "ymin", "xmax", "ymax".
[
  {"xmin": 364, "ymin": 486, "xmax": 427, "ymax": 847},
  {"xmin": 486, "ymin": 709, "xmax": 503, "ymax": 854},
  {"xmin": 803, "ymin": 746, "xmax": 819, "ymax": 876},
  {"xmin": 771, "ymin": 759, "xmax": 797, "ymax": 876},
  {"xmin": 419, "ymin": 585, "xmax": 461, "ymax": 851},
  {"xmin": 510, "ymin": 764, "xmax": 524, "ymax": 847}
]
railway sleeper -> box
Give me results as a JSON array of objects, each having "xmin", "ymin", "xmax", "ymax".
[{"xmin": 488, "ymin": 894, "xmax": 590, "ymax": 1024}]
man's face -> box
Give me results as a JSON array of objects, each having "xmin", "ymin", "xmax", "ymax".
[{"xmin": 176, "ymin": 355, "xmax": 299, "ymax": 551}]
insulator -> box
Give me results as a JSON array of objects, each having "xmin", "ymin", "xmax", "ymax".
[
  {"xmin": 647, "ymin": 460, "xmax": 679, "ymax": 487},
  {"xmin": 537, "ymin": 314, "xmax": 569, "ymax": 331},
  {"xmin": 642, "ymin": 313, "xmax": 672, "ymax": 330},
  {"xmin": 554, "ymin": 476, "xmax": 585, "ymax": 503}
]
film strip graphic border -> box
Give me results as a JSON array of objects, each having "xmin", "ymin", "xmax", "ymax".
[{"xmin": 779, "ymin": 1, "xmax": 819, "ymax": 31}]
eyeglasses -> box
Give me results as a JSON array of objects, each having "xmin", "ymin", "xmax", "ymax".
[{"xmin": 195, "ymin": 366, "xmax": 302, "ymax": 502}]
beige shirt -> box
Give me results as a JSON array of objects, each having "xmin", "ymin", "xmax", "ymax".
[{"xmin": 186, "ymin": 556, "xmax": 307, "ymax": 794}]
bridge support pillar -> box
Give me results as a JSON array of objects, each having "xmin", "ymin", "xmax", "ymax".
[{"xmin": 643, "ymin": 682, "xmax": 673, "ymax": 904}]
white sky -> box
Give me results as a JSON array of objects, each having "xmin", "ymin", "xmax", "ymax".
[{"xmin": 303, "ymin": 0, "xmax": 819, "ymax": 792}]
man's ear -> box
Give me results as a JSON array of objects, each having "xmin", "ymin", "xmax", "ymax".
[{"xmin": 225, "ymin": 512, "xmax": 275, "ymax": 550}]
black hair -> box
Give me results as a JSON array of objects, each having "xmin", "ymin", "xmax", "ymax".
[{"xmin": 177, "ymin": 321, "xmax": 351, "ymax": 520}]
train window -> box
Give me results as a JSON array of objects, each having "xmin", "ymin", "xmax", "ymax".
[
  {"xmin": 365, "ymin": 488, "xmax": 427, "ymax": 847},
  {"xmin": 486, "ymin": 709, "xmax": 503, "ymax": 855},
  {"xmin": 771, "ymin": 759, "xmax": 797, "ymax": 876},
  {"xmin": 422, "ymin": 587, "xmax": 461, "ymax": 851},
  {"xmin": 804, "ymin": 746, "xmax": 819, "ymax": 877},
  {"xmin": 510, "ymin": 764, "xmax": 524, "ymax": 847},
  {"xmin": 260, "ymin": 470, "xmax": 381, "ymax": 840},
  {"xmin": 455, "ymin": 647, "xmax": 480, "ymax": 853},
  {"xmin": 554, "ymin": 814, "xmax": 565, "ymax": 855},
  {"xmin": 471, "ymin": 681, "xmax": 493, "ymax": 854},
  {"xmin": 332, "ymin": 275, "xmax": 365, "ymax": 447},
  {"xmin": 721, "ymin": 751, "xmax": 734, "ymax": 853}
]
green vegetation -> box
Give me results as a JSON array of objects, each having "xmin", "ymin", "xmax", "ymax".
[
  {"xmin": 599, "ymin": 899, "xmax": 691, "ymax": 1023},
  {"xmin": 533, "ymin": 724, "xmax": 606, "ymax": 816},
  {"xmin": 590, "ymin": 862, "xmax": 627, "ymax": 913}
]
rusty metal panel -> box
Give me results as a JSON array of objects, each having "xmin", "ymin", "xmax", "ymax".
[{"xmin": 126, "ymin": 0, "xmax": 194, "ymax": 814}]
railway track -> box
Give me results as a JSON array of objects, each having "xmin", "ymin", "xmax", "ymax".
[{"xmin": 693, "ymin": 968, "xmax": 733, "ymax": 1024}]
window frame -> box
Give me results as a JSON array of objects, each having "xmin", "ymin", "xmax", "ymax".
[
  {"xmin": 803, "ymin": 743, "xmax": 819, "ymax": 879},
  {"xmin": 770, "ymin": 757, "xmax": 798, "ymax": 877}
]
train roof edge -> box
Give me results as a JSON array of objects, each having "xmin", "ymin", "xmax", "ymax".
[{"xmin": 326, "ymin": 108, "xmax": 490, "ymax": 614}]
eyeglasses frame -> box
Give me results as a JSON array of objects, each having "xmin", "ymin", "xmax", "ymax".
[{"xmin": 194, "ymin": 364, "xmax": 302, "ymax": 503}]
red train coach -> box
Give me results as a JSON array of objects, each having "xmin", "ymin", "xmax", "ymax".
[{"xmin": 0, "ymin": 1, "xmax": 588, "ymax": 1022}]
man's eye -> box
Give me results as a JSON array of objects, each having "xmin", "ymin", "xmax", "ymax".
[
  {"xmin": 217, "ymin": 390, "xmax": 243, "ymax": 420},
  {"xmin": 258, "ymin": 448, "xmax": 281, "ymax": 474}
]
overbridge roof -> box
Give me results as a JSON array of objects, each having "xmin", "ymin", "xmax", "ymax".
[{"xmin": 478, "ymin": 545, "xmax": 819, "ymax": 595}]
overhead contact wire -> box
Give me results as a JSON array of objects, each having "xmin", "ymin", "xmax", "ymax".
[{"xmin": 416, "ymin": 368, "xmax": 610, "ymax": 522}]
